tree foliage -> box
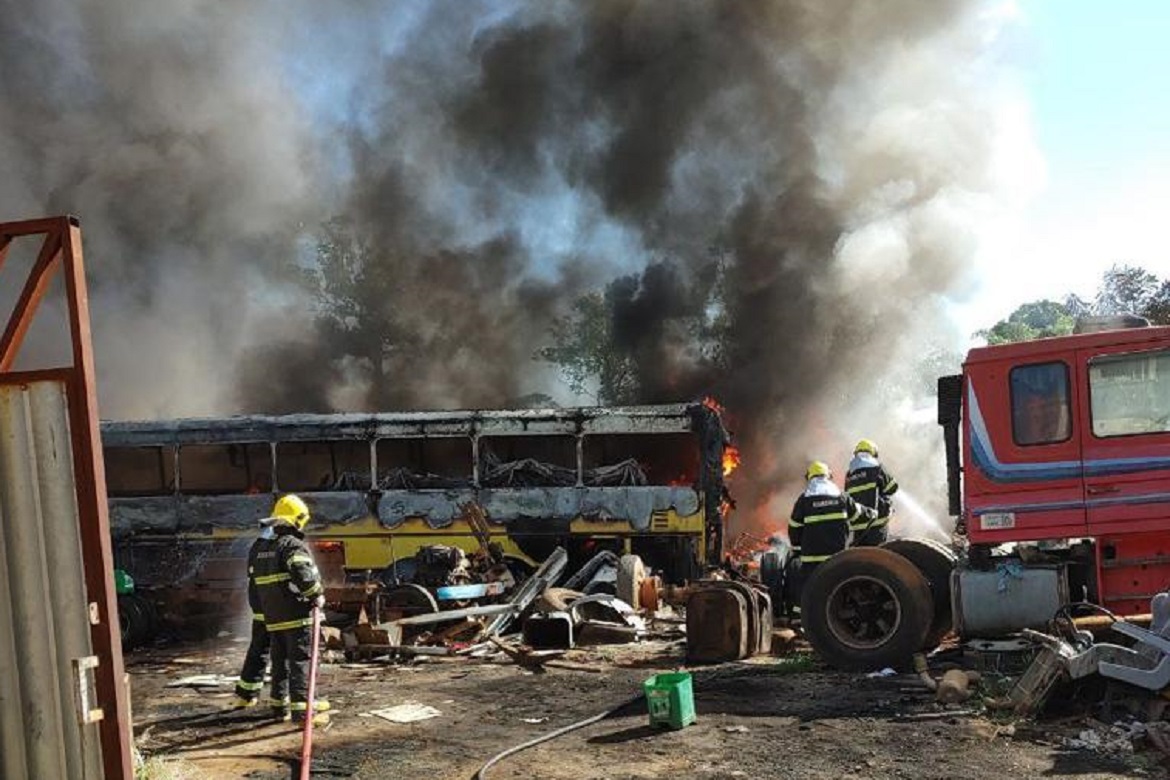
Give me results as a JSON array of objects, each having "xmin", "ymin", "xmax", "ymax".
[
  {"xmin": 976, "ymin": 299, "xmax": 1076, "ymax": 345},
  {"xmin": 537, "ymin": 291, "xmax": 640, "ymax": 405},
  {"xmin": 978, "ymin": 264, "xmax": 1170, "ymax": 345},
  {"xmin": 536, "ymin": 260, "xmax": 727, "ymax": 405}
]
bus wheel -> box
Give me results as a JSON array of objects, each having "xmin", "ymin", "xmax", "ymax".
[
  {"xmin": 616, "ymin": 555, "xmax": 646, "ymax": 608},
  {"xmin": 881, "ymin": 538, "xmax": 956, "ymax": 648},
  {"xmin": 382, "ymin": 584, "xmax": 438, "ymax": 620},
  {"xmin": 800, "ymin": 547, "xmax": 933, "ymax": 672}
]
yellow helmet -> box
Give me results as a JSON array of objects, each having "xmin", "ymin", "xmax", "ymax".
[
  {"xmin": 271, "ymin": 494, "xmax": 311, "ymax": 530},
  {"xmin": 854, "ymin": 439, "xmax": 879, "ymax": 457},
  {"xmin": 805, "ymin": 461, "xmax": 832, "ymax": 481}
]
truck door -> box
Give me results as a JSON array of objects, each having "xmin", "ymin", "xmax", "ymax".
[
  {"xmin": 965, "ymin": 358, "xmax": 1085, "ymax": 542},
  {"xmin": 1079, "ymin": 346, "xmax": 1170, "ymax": 533}
]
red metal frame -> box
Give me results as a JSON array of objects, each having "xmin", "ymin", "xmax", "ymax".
[{"xmin": 0, "ymin": 216, "xmax": 133, "ymax": 780}]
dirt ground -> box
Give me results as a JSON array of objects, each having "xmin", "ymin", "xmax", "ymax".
[{"xmin": 129, "ymin": 634, "xmax": 1168, "ymax": 780}]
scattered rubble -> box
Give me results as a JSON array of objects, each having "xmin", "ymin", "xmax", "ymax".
[{"xmin": 359, "ymin": 702, "xmax": 443, "ymax": 724}]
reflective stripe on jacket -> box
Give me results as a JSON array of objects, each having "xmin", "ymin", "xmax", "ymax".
[
  {"xmin": 789, "ymin": 488, "xmax": 873, "ymax": 564},
  {"xmin": 248, "ymin": 527, "xmax": 322, "ymax": 632},
  {"xmin": 844, "ymin": 464, "xmax": 898, "ymax": 530}
]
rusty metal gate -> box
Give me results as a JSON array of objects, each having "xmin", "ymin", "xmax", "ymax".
[{"xmin": 0, "ymin": 217, "xmax": 133, "ymax": 779}]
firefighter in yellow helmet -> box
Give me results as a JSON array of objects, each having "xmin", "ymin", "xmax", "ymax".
[
  {"xmin": 785, "ymin": 461, "xmax": 875, "ymax": 618},
  {"xmin": 844, "ymin": 439, "xmax": 899, "ymax": 546},
  {"xmin": 246, "ymin": 494, "xmax": 330, "ymax": 725}
]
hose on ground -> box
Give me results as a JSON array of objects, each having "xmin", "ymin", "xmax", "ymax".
[
  {"xmin": 472, "ymin": 694, "xmax": 642, "ymax": 780},
  {"xmin": 470, "ymin": 663, "xmax": 784, "ymax": 779}
]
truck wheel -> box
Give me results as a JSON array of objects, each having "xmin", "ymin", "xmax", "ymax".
[
  {"xmin": 800, "ymin": 547, "xmax": 933, "ymax": 671},
  {"xmin": 760, "ymin": 550, "xmax": 784, "ymax": 590},
  {"xmin": 881, "ymin": 538, "xmax": 956, "ymax": 648},
  {"xmin": 616, "ymin": 555, "xmax": 645, "ymax": 608}
]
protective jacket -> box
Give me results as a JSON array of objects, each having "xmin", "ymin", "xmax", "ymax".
[
  {"xmin": 248, "ymin": 526, "xmax": 322, "ymax": 632},
  {"xmin": 789, "ymin": 477, "xmax": 874, "ymax": 564},
  {"xmin": 844, "ymin": 453, "xmax": 899, "ymax": 533}
]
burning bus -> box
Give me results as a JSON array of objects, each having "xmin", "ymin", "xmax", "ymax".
[
  {"xmin": 102, "ymin": 401, "xmax": 733, "ymax": 638},
  {"xmin": 794, "ymin": 320, "xmax": 1170, "ymax": 670}
]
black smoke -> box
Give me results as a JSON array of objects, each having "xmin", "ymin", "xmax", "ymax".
[{"xmin": 0, "ymin": 0, "xmax": 1021, "ymax": 530}]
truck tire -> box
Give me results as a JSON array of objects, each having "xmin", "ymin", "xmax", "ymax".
[
  {"xmin": 118, "ymin": 594, "xmax": 151, "ymax": 650},
  {"xmin": 760, "ymin": 550, "xmax": 784, "ymax": 590},
  {"xmin": 881, "ymin": 538, "xmax": 956, "ymax": 648},
  {"xmin": 760, "ymin": 550, "xmax": 785, "ymax": 616},
  {"xmin": 616, "ymin": 554, "xmax": 645, "ymax": 608},
  {"xmin": 800, "ymin": 547, "xmax": 934, "ymax": 672}
]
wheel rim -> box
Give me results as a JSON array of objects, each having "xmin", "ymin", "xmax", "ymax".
[{"xmin": 824, "ymin": 575, "xmax": 902, "ymax": 650}]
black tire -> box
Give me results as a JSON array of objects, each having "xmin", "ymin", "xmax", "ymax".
[
  {"xmin": 118, "ymin": 595, "xmax": 149, "ymax": 650},
  {"xmin": 117, "ymin": 595, "xmax": 134, "ymax": 648},
  {"xmin": 760, "ymin": 551, "xmax": 785, "ymax": 616},
  {"xmin": 881, "ymin": 538, "xmax": 956, "ymax": 648},
  {"xmin": 760, "ymin": 551, "xmax": 784, "ymax": 589},
  {"xmin": 383, "ymin": 584, "xmax": 438, "ymax": 616},
  {"xmin": 800, "ymin": 547, "xmax": 934, "ymax": 672}
]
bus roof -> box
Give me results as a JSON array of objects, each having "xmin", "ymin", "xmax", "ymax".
[
  {"xmin": 101, "ymin": 403, "xmax": 710, "ymax": 446},
  {"xmin": 965, "ymin": 325, "xmax": 1170, "ymax": 366}
]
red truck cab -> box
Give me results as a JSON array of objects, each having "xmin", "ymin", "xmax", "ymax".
[{"xmin": 941, "ymin": 322, "xmax": 1170, "ymax": 617}]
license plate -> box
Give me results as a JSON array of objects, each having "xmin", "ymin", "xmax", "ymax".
[{"xmin": 981, "ymin": 512, "xmax": 1016, "ymax": 530}]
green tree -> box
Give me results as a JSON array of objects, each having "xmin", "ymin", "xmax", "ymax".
[
  {"xmin": 976, "ymin": 299, "xmax": 1076, "ymax": 345},
  {"xmin": 301, "ymin": 217, "xmax": 412, "ymax": 404},
  {"xmin": 537, "ymin": 291, "xmax": 640, "ymax": 405},
  {"xmin": 537, "ymin": 259, "xmax": 728, "ymax": 405}
]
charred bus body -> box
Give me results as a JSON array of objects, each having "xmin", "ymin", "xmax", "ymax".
[
  {"xmin": 798, "ymin": 322, "xmax": 1170, "ymax": 670},
  {"xmin": 102, "ymin": 402, "xmax": 732, "ymax": 636}
]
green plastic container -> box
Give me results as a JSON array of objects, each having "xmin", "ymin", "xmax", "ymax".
[
  {"xmin": 114, "ymin": 569, "xmax": 135, "ymax": 596},
  {"xmin": 644, "ymin": 672, "xmax": 696, "ymax": 730}
]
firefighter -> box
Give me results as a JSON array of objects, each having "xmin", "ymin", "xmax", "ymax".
[
  {"xmin": 844, "ymin": 439, "xmax": 899, "ymax": 547},
  {"xmin": 786, "ymin": 461, "xmax": 875, "ymax": 618},
  {"xmin": 229, "ymin": 516, "xmax": 276, "ymax": 709},
  {"xmin": 248, "ymin": 494, "xmax": 330, "ymax": 725}
]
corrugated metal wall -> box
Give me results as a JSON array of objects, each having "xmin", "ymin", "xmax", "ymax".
[{"xmin": 0, "ymin": 380, "xmax": 104, "ymax": 779}]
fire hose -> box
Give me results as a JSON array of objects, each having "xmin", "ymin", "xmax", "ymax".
[
  {"xmin": 471, "ymin": 694, "xmax": 642, "ymax": 780},
  {"xmin": 299, "ymin": 606, "xmax": 323, "ymax": 780},
  {"xmin": 470, "ymin": 665, "xmax": 759, "ymax": 779}
]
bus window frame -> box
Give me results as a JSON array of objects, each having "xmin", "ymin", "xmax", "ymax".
[
  {"xmin": 104, "ymin": 444, "xmax": 176, "ymax": 498},
  {"xmin": 177, "ymin": 441, "xmax": 274, "ymax": 496},
  {"xmin": 273, "ymin": 438, "xmax": 375, "ymax": 493}
]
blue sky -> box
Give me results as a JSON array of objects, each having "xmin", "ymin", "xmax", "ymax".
[{"xmin": 958, "ymin": 0, "xmax": 1170, "ymax": 333}]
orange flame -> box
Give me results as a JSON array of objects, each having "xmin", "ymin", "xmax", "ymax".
[
  {"xmin": 722, "ymin": 445, "xmax": 741, "ymax": 477},
  {"xmin": 702, "ymin": 395, "xmax": 725, "ymax": 415}
]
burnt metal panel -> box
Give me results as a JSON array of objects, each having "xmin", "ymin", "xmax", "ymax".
[
  {"xmin": 0, "ymin": 381, "xmax": 101, "ymax": 778},
  {"xmin": 376, "ymin": 486, "xmax": 700, "ymax": 531},
  {"xmin": 109, "ymin": 496, "xmax": 181, "ymax": 539},
  {"xmin": 101, "ymin": 403, "xmax": 702, "ymax": 446}
]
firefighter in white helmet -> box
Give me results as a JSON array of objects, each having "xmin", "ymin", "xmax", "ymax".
[
  {"xmin": 786, "ymin": 461, "xmax": 875, "ymax": 617},
  {"xmin": 844, "ymin": 439, "xmax": 899, "ymax": 546},
  {"xmin": 247, "ymin": 494, "xmax": 330, "ymax": 725}
]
